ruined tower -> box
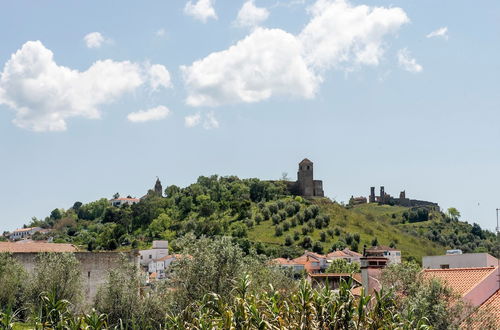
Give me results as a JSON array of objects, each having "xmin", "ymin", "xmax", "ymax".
[
  {"xmin": 297, "ymin": 159, "xmax": 324, "ymax": 197},
  {"xmin": 380, "ymin": 186, "xmax": 385, "ymax": 203},
  {"xmin": 154, "ymin": 177, "xmax": 163, "ymax": 197},
  {"xmin": 369, "ymin": 187, "xmax": 376, "ymax": 203}
]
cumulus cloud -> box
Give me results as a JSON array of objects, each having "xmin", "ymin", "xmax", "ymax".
[
  {"xmin": 300, "ymin": 0, "xmax": 409, "ymax": 70},
  {"xmin": 184, "ymin": 111, "xmax": 219, "ymax": 129},
  {"xmin": 181, "ymin": 28, "xmax": 319, "ymax": 107},
  {"xmin": 397, "ymin": 48, "xmax": 423, "ymax": 73},
  {"xmin": 149, "ymin": 64, "xmax": 172, "ymax": 90},
  {"xmin": 0, "ymin": 41, "xmax": 170, "ymax": 131},
  {"xmin": 84, "ymin": 32, "xmax": 107, "ymax": 48},
  {"xmin": 203, "ymin": 111, "xmax": 219, "ymax": 129},
  {"xmin": 235, "ymin": 1, "xmax": 270, "ymax": 28},
  {"xmin": 182, "ymin": 0, "xmax": 409, "ymax": 107},
  {"xmin": 426, "ymin": 27, "xmax": 448, "ymax": 40},
  {"xmin": 184, "ymin": 0, "xmax": 217, "ymax": 23},
  {"xmin": 127, "ymin": 105, "xmax": 170, "ymax": 123},
  {"xmin": 184, "ymin": 112, "xmax": 201, "ymax": 127}
]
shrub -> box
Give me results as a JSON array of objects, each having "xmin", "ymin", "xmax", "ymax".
[
  {"xmin": 312, "ymin": 242, "xmax": 323, "ymax": 254},
  {"xmin": 254, "ymin": 214, "xmax": 263, "ymax": 225},
  {"xmin": 272, "ymin": 214, "xmax": 281, "ymax": 225},
  {"xmin": 275, "ymin": 225, "xmax": 283, "ymax": 237},
  {"xmin": 282, "ymin": 221, "xmax": 290, "ymax": 232},
  {"xmin": 320, "ymin": 231, "xmax": 327, "ymax": 242},
  {"xmin": 301, "ymin": 227, "xmax": 309, "ymax": 236},
  {"xmin": 334, "ymin": 227, "xmax": 341, "ymax": 236},
  {"xmin": 284, "ymin": 236, "xmax": 293, "ymax": 246},
  {"xmin": 277, "ymin": 200, "xmax": 285, "ymax": 210},
  {"xmin": 278, "ymin": 210, "xmax": 287, "ymax": 221},
  {"xmin": 327, "ymin": 229, "xmax": 334, "ymax": 237},
  {"xmin": 293, "ymin": 231, "xmax": 300, "ymax": 241},
  {"xmin": 301, "ymin": 236, "xmax": 313, "ymax": 249}
]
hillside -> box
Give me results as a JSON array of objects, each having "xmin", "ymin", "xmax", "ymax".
[{"xmin": 9, "ymin": 175, "xmax": 499, "ymax": 262}]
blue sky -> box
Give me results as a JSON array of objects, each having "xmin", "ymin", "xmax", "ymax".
[{"xmin": 0, "ymin": 0, "xmax": 499, "ymax": 232}]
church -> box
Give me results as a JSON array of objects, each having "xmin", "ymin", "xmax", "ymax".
[{"xmin": 286, "ymin": 158, "xmax": 324, "ymax": 197}]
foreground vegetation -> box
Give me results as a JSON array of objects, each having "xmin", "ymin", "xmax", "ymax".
[
  {"xmin": 8, "ymin": 175, "xmax": 498, "ymax": 262},
  {"xmin": 1, "ymin": 236, "xmax": 497, "ymax": 329}
]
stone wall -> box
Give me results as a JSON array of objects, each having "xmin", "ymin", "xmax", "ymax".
[{"xmin": 11, "ymin": 251, "xmax": 139, "ymax": 307}]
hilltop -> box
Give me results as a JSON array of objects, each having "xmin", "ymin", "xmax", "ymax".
[{"xmin": 4, "ymin": 175, "xmax": 498, "ymax": 263}]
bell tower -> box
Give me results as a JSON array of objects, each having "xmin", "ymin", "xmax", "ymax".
[
  {"xmin": 154, "ymin": 177, "xmax": 163, "ymax": 197},
  {"xmin": 297, "ymin": 158, "xmax": 314, "ymax": 196}
]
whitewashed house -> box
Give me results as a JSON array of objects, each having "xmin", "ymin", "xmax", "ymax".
[
  {"xmin": 139, "ymin": 240, "xmax": 169, "ymax": 267},
  {"xmin": 9, "ymin": 227, "xmax": 42, "ymax": 240}
]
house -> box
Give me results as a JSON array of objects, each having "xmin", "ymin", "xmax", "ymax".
[
  {"xmin": 423, "ymin": 252, "xmax": 498, "ymax": 269},
  {"xmin": 326, "ymin": 248, "xmax": 362, "ymax": 264},
  {"xmin": 272, "ymin": 252, "xmax": 326, "ymax": 274},
  {"xmin": 364, "ymin": 246, "xmax": 401, "ymax": 264},
  {"xmin": 147, "ymin": 254, "xmax": 181, "ymax": 279},
  {"xmin": 462, "ymin": 289, "xmax": 500, "ymax": 329},
  {"xmin": 9, "ymin": 227, "xmax": 42, "ymax": 240},
  {"xmin": 109, "ymin": 197, "xmax": 140, "ymax": 207},
  {"xmin": 139, "ymin": 240, "xmax": 169, "ymax": 267}
]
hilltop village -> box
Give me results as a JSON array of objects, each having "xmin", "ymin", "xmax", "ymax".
[{"xmin": 1, "ymin": 158, "xmax": 498, "ymax": 328}]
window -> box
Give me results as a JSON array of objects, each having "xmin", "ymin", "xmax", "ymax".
[
  {"xmin": 396, "ymin": 252, "xmax": 400, "ymax": 256},
  {"xmin": 140, "ymin": 256, "xmax": 143, "ymax": 260},
  {"xmin": 307, "ymin": 166, "xmax": 310, "ymax": 170},
  {"xmin": 88, "ymin": 271, "xmax": 91, "ymax": 278},
  {"xmin": 149, "ymin": 255, "xmax": 152, "ymax": 259},
  {"xmin": 440, "ymin": 264, "xmax": 450, "ymax": 269}
]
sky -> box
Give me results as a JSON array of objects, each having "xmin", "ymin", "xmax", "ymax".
[{"xmin": 0, "ymin": 0, "xmax": 499, "ymax": 232}]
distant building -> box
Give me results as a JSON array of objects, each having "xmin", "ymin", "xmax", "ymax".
[
  {"xmin": 422, "ymin": 252, "xmax": 498, "ymax": 269},
  {"xmin": 326, "ymin": 248, "xmax": 362, "ymax": 264},
  {"xmin": 364, "ymin": 246, "xmax": 401, "ymax": 265},
  {"xmin": 139, "ymin": 240, "xmax": 169, "ymax": 267},
  {"xmin": 360, "ymin": 255, "xmax": 389, "ymax": 294},
  {"xmin": 147, "ymin": 254, "xmax": 181, "ymax": 279},
  {"xmin": 349, "ymin": 196, "xmax": 367, "ymax": 205},
  {"xmin": 110, "ymin": 197, "xmax": 140, "ymax": 207},
  {"xmin": 9, "ymin": 227, "xmax": 42, "ymax": 240},
  {"xmin": 285, "ymin": 159, "xmax": 324, "ymax": 197},
  {"xmin": 154, "ymin": 177, "xmax": 163, "ymax": 196}
]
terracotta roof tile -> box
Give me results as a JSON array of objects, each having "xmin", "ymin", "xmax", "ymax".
[
  {"xmin": 422, "ymin": 267, "xmax": 496, "ymax": 296},
  {"xmin": 462, "ymin": 289, "xmax": 500, "ymax": 329},
  {"xmin": 0, "ymin": 242, "xmax": 78, "ymax": 253},
  {"xmin": 326, "ymin": 250, "xmax": 350, "ymax": 258}
]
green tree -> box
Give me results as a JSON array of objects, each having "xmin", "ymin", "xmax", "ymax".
[
  {"xmin": 326, "ymin": 258, "xmax": 360, "ymax": 273},
  {"xmin": 0, "ymin": 254, "xmax": 27, "ymax": 311},
  {"xmin": 447, "ymin": 207, "xmax": 460, "ymax": 221}
]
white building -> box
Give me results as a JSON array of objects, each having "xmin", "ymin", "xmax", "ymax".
[
  {"xmin": 9, "ymin": 227, "xmax": 42, "ymax": 240},
  {"xmin": 148, "ymin": 255, "xmax": 179, "ymax": 279},
  {"xmin": 139, "ymin": 240, "xmax": 169, "ymax": 267},
  {"xmin": 423, "ymin": 252, "xmax": 498, "ymax": 269},
  {"xmin": 364, "ymin": 246, "xmax": 401, "ymax": 264},
  {"xmin": 109, "ymin": 197, "xmax": 140, "ymax": 207}
]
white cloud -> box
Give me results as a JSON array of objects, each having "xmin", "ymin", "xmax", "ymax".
[
  {"xmin": 300, "ymin": 0, "xmax": 409, "ymax": 70},
  {"xmin": 203, "ymin": 111, "xmax": 219, "ymax": 129},
  {"xmin": 156, "ymin": 28, "xmax": 166, "ymax": 37},
  {"xmin": 84, "ymin": 32, "xmax": 107, "ymax": 48},
  {"xmin": 184, "ymin": 112, "xmax": 201, "ymax": 127},
  {"xmin": 0, "ymin": 41, "xmax": 169, "ymax": 131},
  {"xmin": 181, "ymin": 28, "xmax": 319, "ymax": 107},
  {"xmin": 426, "ymin": 27, "xmax": 448, "ymax": 40},
  {"xmin": 127, "ymin": 105, "xmax": 170, "ymax": 123},
  {"xmin": 397, "ymin": 48, "xmax": 423, "ymax": 73},
  {"xmin": 149, "ymin": 64, "xmax": 172, "ymax": 90},
  {"xmin": 235, "ymin": 1, "xmax": 270, "ymax": 28},
  {"xmin": 184, "ymin": 0, "xmax": 217, "ymax": 23},
  {"xmin": 182, "ymin": 0, "xmax": 409, "ymax": 107},
  {"xmin": 184, "ymin": 112, "xmax": 219, "ymax": 129}
]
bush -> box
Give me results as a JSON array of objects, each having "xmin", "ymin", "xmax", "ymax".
[
  {"xmin": 334, "ymin": 227, "xmax": 341, "ymax": 236},
  {"xmin": 345, "ymin": 233, "xmax": 353, "ymax": 245},
  {"xmin": 353, "ymin": 233, "xmax": 360, "ymax": 243},
  {"xmin": 290, "ymin": 217, "xmax": 297, "ymax": 227},
  {"xmin": 371, "ymin": 237, "xmax": 379, "ymax": 247},
  {"xmin": 301, "ymin": 236, "xmax": 313, "ymax": 249},
  {"xmin": 282, "ymin": 221, "xmax": 290, "ymax": 232},
  {"xmin": 327, "ymin": 229, "xmax": 334, "ymax": 237},
  {"xmin": 312, "ymin": 242, "xmax": 323, "ymax": 254},
  {"xmin": 269, "ymin": 203, "xmax": 278, "ymax": 214},
  {"xmin": 254, "ymin": 214, "xmax": 263, "ymax": 225},
  {"xmin": 296, "ymin": 213, "xmax": 305, "ymax": 224},
  {"xmin": 278, "ymin": 210, "xmax": 287, "ymax": 221},
  {"xmin": 320, "ymin": 231, "xmax": 327, "ymax": 242},
  {"xmin": 261, "ymin": 208, "xmax": 270, "ymax": 220},
  {"xmin": 314, "ymin": 217, "xmax": 324, "ymax": 229},
  {"xmin": 301, "ymin": 227, "xmax": 309, "ymax": 235},
  {"xmin": 28, "ymin": 253, "xmax": 82, "ymax": 311},
  {"xmin": 285, "ymin": 204, "xmax": 296, "ymax": 217},
  {"xmin": 293, "ymin": 231, "xmax": 300, "ymax": 241},
  {"xmin": 277, "ymin": 200, "xmax": 285, "ymax": 210},
  {"xmin": 272, "ymin": 214, "xmax": 281, "ymax": 225},
  {"xmin": 0, "ymin": 254, "xmax": 27, "ymax": 311},
  {"xmin": 284, "ymin": 236, "xmax": 293, "ymax": 246},
  {"xmin": 275, "ymin": 225, "xmax": 283, "ymax": 237}
]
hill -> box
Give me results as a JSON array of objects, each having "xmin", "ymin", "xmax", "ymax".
[{"xmin": 9, "ymin": 175, "xmax": 499, "ymax": 262}]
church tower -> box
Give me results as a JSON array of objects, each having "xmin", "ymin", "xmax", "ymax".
[{"xmin": 154, "ymin": 177, "xmax": 163, "ymax": 197}]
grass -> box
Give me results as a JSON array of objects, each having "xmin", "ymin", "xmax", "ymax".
[{"xmin": 248, "ymin": 200, "xmax": 445, "ymax": 263}]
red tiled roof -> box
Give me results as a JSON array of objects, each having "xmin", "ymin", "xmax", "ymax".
[
  {"xmin": 0, "ymin": 242, "xmax": 78, "ymax": 253},
  {"xmin": 422, "ymin": 267, "xmax": 497, "ymax": 296},
  {"xmin": 12, "ymin": 227, "xmax": 40, "ymax": 233},
  {"xmin": 271, "ymin": 258, "xmax": 296, "ymax": 265},
  {"xmin": 111, "ymin": 198, "xmax": 140, "ymax": 201},
  {"xmin": 461, "ymin": 289, "xmax": 500, "ymax": 329},
  {"xmin": 342, "ymin": 248, "xmax": 362, "ymax": 257},
  {"xmin": 326, "ymin": 250, "xmax": 350, "ymax": 258}
]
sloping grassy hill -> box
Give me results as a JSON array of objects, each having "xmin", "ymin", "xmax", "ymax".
[{"xmin": 247, "ymin": 199, "xmax": 444, "ymax": 262}]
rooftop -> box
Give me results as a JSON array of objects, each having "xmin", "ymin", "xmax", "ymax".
[
  {"xmin": 422, "ymin": 267, "xmax": 497, "ymax": 296},
  {"xmin": 0, "ymin": 242, "xmax": 78, "ymax": 253}
]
